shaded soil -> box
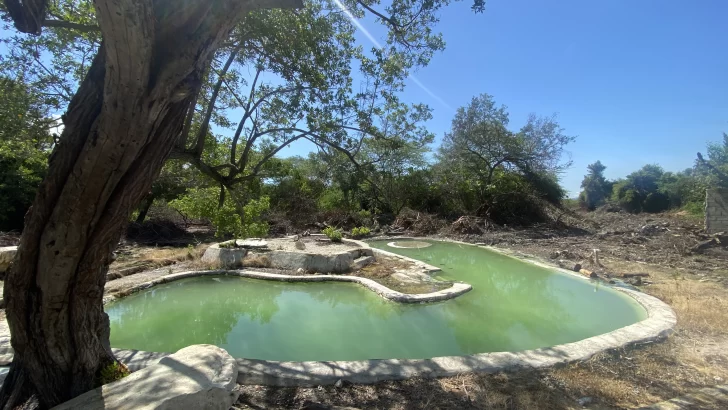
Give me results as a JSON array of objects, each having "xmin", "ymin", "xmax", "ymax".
[{"xmin": 351, "ymin": 256, "xmax": 450, "ymax": 294}]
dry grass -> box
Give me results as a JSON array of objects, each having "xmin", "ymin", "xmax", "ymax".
[
  {"xmin": 357, "ymin": 257, "xmax": 411, "ymax": 278},
  {"xmin": 138, "ymin": 245, "xmax": 206, "ymax": 265},
  {"xmin": 353, "ymin": 257, "xmax": 450, "ymax": 294},
  {"xmin": 241, "ymin": 254, "xmax": 272, "ymax": 268},
  {"xmin": 238, "ymin": 372, "xmax": 578, "ymax": 410},
  {"xmin": 546, "ymin": 257, "xmax": 728, "ymax": 408},
  {"xmin": 606, "ymin": 258, "xmax": 728, "ymax": 335},
  {"xmin": 651, "ymin": 279, "xmax": 728, "ymax": 335}
]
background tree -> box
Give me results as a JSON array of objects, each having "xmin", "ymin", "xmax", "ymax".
[
  {"xmin": 578, "ymin": 160, "xmax": 612, "ymax": 210},
  {"xmin": 611, "ymin": 164, "xmax": 670, "ymax": 213},
  {"xmin": 696, "ymin": 133, "xmax": 728, "ymax": 187},
  {"xmin": 0, "ymin": 77, "xmax": 55, "ymax": 231},
  {"xmin": 437, "ymin": 93, "xmax": 573, "ymax": 221}
]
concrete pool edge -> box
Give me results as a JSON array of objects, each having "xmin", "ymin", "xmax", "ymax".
[
  {"xmin": 0, "ymin": 238, "xmax": 678, "ymax": 386},
  {"xmin": 233, "ymin": 286, "xmax": 676, "ymax": 386},
  {"xmin": 104, "ymin": 268, "xmax": 472, "ymax": 305},
  {"xmin": 43, "ymin": 285, "xmax": 673, "ymax": 387},
  {"xmin": 110, "ymin": 240, "xmax": 675, "ymax": 385}
]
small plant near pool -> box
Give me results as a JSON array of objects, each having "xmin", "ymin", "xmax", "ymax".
[
  {"xmin": 351, "ymin": 226, "xmax": 371, "ymax": 238},
  {"xmin": 218, "ymin": 240, "xmax": 238, "ymax": 248},
  {"xmin": 322, "ymin": 226, "xmax": 343, "ymax": 242},
  {"xmin": 97, "ymin": 361, "xmax": 131, "ymax": 386}
]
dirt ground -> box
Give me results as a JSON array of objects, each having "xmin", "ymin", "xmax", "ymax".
[
  {"xmin": 3, "ymin": 209, "xmax": 728, "ymax": 409},
  {"xmin": 234, "ymin": 209, "xmax": 728, "ymax": 410}
]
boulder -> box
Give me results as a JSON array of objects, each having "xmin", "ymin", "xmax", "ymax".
[
  {"xmin": 0, "ymin": 246, "xmax": 17, "ymax": 273},
  {"xmin": 202, "ymin": 243, "xmax": 248, "ymax": 268},
  {"xmin": 53, "ymin": 345, "xmax": 238, "ymax": 410},
  {"xmin": 268, "ymin": 251, "xmax": 354, "ymax": 274}
]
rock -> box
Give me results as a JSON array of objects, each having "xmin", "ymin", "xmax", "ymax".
[
  {"xmin": 202, "ymin": 243, "xmax": 248, "ymax": 268},
  {"xmin": 589, "ymin": 272, "xmax": 599, "ymax": 279},
  {"xmin": 268, "ymin": 251, "xmax": 354, "ymax": 274},
  {"xmin": 622, "ymin": 272, "xmax": 650, "ymax": 278},
  {"xmin": 558, "ymin": 259, "xmax": 583, "ymax": 272},
  {"xmin": 237, "ymin": 239, "xmax": 268, "ymax": 249},
  {"xmin": 351, "ymin": 255, "xmax": 375, "ymax": 270},
  {"xmin": 577, "ymin": 396, "xmax": 593, "ymax": 407},
  {"xmin": 691, "ymin": 234, "xmax": 728, "ymax": 253},
  {"xmin": 295, "ymin": 240, "xmax": 306, "ymax": 250},
  {"xmin": 334, "ymin": 379, "xmax": 343, "ymax": 388},
  {"xmin": 0, "ymin": 246, "xmax": 17, "ymax": 273},
  {"xmin": 628, "ymin": 276, "xmax": 643, "ymax": 286},
  {"xmin": 54, "ymin": 345, "xmax": 238, "ymax": 410},
  {"xmin": 296, "ymin": 268, "xmax": 305, "ymax": 274},
  {"xmin": 639, "ymin": 224, "xmax": 668, "ymax": 236}
]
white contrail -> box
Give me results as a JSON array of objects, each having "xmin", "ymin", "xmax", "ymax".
[
  {"xmin": 409, "ymin": 75, "xmax": 454, "ymax": 111},
  {"xmin": 332, "ymin": 0, "xmax": 453, "ymax": 112}
]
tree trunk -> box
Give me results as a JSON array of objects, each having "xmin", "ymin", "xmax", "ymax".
[
  {"xmin": 135, "ymin": 195, "xmax": 155, "ymax": 224},
  {"xmin": 0, "ymin": 0, "xmax": 301, "ymax": 408}
]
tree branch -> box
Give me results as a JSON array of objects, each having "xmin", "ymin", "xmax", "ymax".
[
  {"xmin": 43, "ymin": 19, "xmax": 99, "ymax": 32},
  {"xmin": 231, "ymin": 64, "xmax": 263, "ymax": 164},
  {"xmin": 4, "ymin": 0, "xmax": 47, "ymax": 34},
  {"xmin": 697, "ymin": 152, "xmax": 728, "ymax": 185},
  {"xmin": 193, "ymin": 45, "xmax": 241, "ymax": 156}
]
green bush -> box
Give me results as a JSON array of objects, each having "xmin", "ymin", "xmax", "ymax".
[
  {"xmin": 170, "ymin": 187, "xmax": 269, "ymax": 238},
  {"xmin": 683, "ymin": 201, "xmax": 705, "ymax": 216},
  {"xmin": 617, "ymin": 188, "xmax": 643, "ymax": 213},
  {"xmin": 322, "ymin": 226, "xmax": 343, "ymax": 242},
  {"xmin": 351, "ymin": 226, "xmax": 371, "ymax": 238},
  {"xmin": 643, "ymin": 192, "xmax": 670, "ymax": 213}
]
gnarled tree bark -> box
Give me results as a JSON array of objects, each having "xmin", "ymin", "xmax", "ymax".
[{"xmin": 0, "ymin": 0, "xmax": 302, "ymax": 408}]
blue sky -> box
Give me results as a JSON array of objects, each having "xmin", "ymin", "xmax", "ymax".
[
  {"xmin": 3, "ymin": 0, "xmax": 726, "ymax": 197},
  {"xmin": 285, "ymin": 0, "xmax": 728, "ymax": 196}
]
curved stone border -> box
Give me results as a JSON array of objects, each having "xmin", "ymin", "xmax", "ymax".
[
  {"xmin": 387, "ymin": 240, "xmax": 432, "ymax": 249},
  {"xmin": 0, "ymin": 239, "xmax": 678, "ymax": 387},
  {"xmin": 108, "ymin": 269, "xmax": 472, "ymax": 305},
  {"xmin": 229, "ymin": 287, "xmax": 675, "ymax": 386},
  {"xmin": 19, "ymin": 284, "xmax": 671, "ymax": 386}
]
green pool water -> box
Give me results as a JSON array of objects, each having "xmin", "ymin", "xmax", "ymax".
[{"xmin": 106, "ymin": 240, "xmax": 647, "ymax": 361}]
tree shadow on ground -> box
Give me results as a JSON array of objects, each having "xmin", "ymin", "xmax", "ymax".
[{"xmin": 235, "ymin": 368, "xmax": 583, "ymax": 410}]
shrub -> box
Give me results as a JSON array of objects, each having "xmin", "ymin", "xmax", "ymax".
[
  {"xmin": 643, "ymin": 192, "xmax": 670, "ymax": 213},
  {"xmin": 351, "ymin": 226, "xmax": 371, "ymax": 238},
  {"xmin": 322, "ymin": 226, "xmax": 343, "ymax": 242},
  {"xmin": 97, "ymin": 361, "xmax": 130, "ymax": 386},
  {"xmin": 170, "ymin": 187, "xmax": 269, "ymax": 238},
  {"xmin": 683, "ymin": 201, "xmax": 705, "ymax": 216},
  {"xmin": 617, "ymin": 188, "xmax": 643, "ymax": 213}
]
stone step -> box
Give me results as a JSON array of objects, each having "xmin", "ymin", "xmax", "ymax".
[
  {"xmin": 347, "ymin": 248, "xmax": 373, "ymax": 259},
  {"xmin": 53, "ymin": 345, "xmax": 239, "ymax": 410},
  {"xmin": 351, "ymin": 255, "xmax": 375, "ymax": 270}
]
